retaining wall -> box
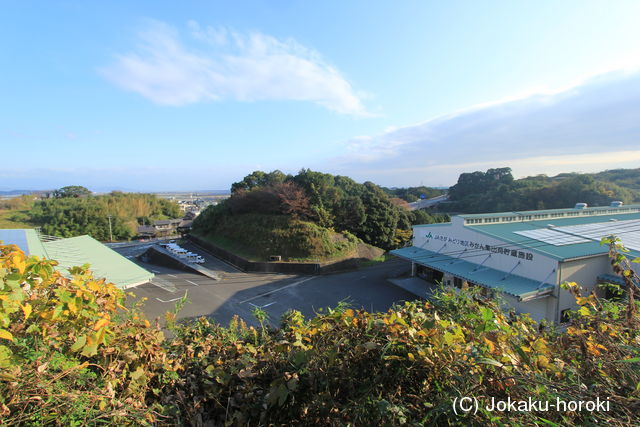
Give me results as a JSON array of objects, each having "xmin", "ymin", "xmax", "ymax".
[
  {"xmin": 187, "ymin": 235, "xmax": 321, "ymax": 274},
  {"xmin": 187, "ymin": 235, "xmax": 380, "ymax": 275}
]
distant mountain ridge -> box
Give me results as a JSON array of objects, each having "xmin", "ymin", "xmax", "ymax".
[
  {"xmin": 589, "ymin": 168, "xmax": 640, "ymax": 192},
  {"xmin": 524, "ymin": 168, "xmax": 640, "ymax": 198},
  {"xmin": 164, "ymin": 190, "xmax": 231, "ymax": 195},
  {"xmin": 1, "ymin": 168, "xmax": 638, "ymax": 199},
  {"xmin": 0, "ymin": 190, "xmax": 32, "ymax": 196},
  {"xmin": 443, "ymin": 167, "xmax": 640, "ymax": 214}
]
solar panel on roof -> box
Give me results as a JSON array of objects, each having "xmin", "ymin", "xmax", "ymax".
[
  {"xmin": 514, "ymin": 219, "xmax": 640, "ymax": 250},
  {"xmin": 555, "ymin": 219, "xmax": 640, "ymax": 251},
  {"xmin": 514, "ymin": 229, "xmax": 591, "ymax": 246}
]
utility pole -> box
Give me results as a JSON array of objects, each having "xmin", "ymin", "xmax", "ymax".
[{"xmin": 107, "ymin": 215, "xmax": 113, "ymax": 242}]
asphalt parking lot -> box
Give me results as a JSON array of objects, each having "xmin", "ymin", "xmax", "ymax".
[{"xmin": 113, "ymin": 242, "xmax": 417, "ymax": 327}]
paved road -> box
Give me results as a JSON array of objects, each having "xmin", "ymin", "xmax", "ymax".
[
  {"xmin": 113, "ymin": 242, "xmax": 416, "ymax": 327},
  {"xmin": 407, "ymin": 194, "xmax": 449, "ymax": 211}
]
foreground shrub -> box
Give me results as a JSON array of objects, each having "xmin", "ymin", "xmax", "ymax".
[
  {"xmin": 0, "ymin": 244, "xmax": 178, "ymax": 425},
  {"xmin": 165, "ymin": 289, "xmax": 639, "ymax": 426}
]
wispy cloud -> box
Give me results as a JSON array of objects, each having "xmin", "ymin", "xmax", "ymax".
[
  {"xmin": 331, "ymin": 69, "xmax": 640, "ymax": 185},
  {"xmin": 100, "ymin": 19, "xmax": 369, "ymax": 116}
]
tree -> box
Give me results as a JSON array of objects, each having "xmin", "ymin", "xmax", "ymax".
[
  {"xmin": 272, "ymin": 181, "xmax": 312, "ymax": 219},
  {"xmin": 334, "ymin": 196, "xmax": 367, "ymax": 232},
  {"xmin": 231, "ymin": 170, "xmax": 289, "ymax": 194},
  {"xmin": 351, "ymin": 182, "xmax": 400, "ymax": 250},
  {"xmin": 52, "ymin": 185, "xmax": 91, "ymax": 198}
]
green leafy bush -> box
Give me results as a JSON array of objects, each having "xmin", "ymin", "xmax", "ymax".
[{"xmin": 0, "ymin": 244, "xmax": 177, "ymax": 424}]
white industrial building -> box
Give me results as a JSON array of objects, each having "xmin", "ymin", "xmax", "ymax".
[{"xmin": 391, "ymin": 202, "xmax": 640, "ymax": 323}]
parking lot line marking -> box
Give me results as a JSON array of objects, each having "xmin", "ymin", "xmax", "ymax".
[
  {"xmin": 248, "ymin": 301, "xmax": 276, "ymax": 309},
  {"xmin": 168, "ymin": 274, "xmax": 177, "ymax": 278},
  {"xmin": 149, "ymin": 277, "xmax": 177, "ymax": 293},
  {"xmin": 156, "ymin": 296, "xmax": 182, "ymax": 303},
  {"xmin": 151, "ymin": 269, "xmax": 161, "ymax": 273},
  {"xmin": 186, "ymin": 280, "xmax": 199, "ymax": 286},
  {"xmin": 156, "ymin": 291, "xmax": 187, "ymax": 303},
  {"xmin": 240, "ymin": 276, "xmax": 315, "ymax": 304}
]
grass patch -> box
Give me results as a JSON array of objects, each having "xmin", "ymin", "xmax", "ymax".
[
  {"xmin": 0, "ymin": 209, "xmax": 34, "ymax": 229},
  {"xmin": 199, "ymin": 233, "xmax": 264, "ymax": 262},
  {"xmin": 357, "ymin": 252, "xmax": 395, "ymax": 268}
]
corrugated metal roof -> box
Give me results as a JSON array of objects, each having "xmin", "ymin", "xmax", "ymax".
[
  {"xmin": 469, "ymin": 212, "xmax": 640, "ymax": 261},
  {"xmin": 43, "ymin": 235, "xmax": 153, "ymax": 289},
  {"xmin": 2, "ymin": 229, "xmax": 152, "ymax": 288},
  {"xmin": 391, "ymin": 246, "xmax": 554, "ymax": 301}
]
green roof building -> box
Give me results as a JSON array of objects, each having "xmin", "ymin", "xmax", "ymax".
[
  {"xmin": 391, "ymin": 202, "xmax": 640, "ymax": 323},
  {"xmin": 0, "ymin": 229, "xmax": 153, "ymax": 289}
]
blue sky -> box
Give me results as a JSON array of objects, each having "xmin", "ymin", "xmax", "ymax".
[{"xmin": 2, "ymin": 1, "xmax": 640, "ymax": 191}]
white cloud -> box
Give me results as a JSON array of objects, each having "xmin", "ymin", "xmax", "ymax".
[
  {"xmin": 100, "ymin": 19, "xmax": 369, "ymax": 115},
  {"xmin": 332, "ymin": 69, "xmax": 640, "ymax": 185}
]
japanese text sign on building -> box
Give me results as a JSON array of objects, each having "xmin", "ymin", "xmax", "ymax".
[{"xmin": 425, "ymin": 232, "xmax": 534, "ymax": 261}]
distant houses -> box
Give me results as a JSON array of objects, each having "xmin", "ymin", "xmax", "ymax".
[
  {"xmin": 153, "ymin": 219, "xmax": 182, "ymax": 236},
  {"xmin": 178, "ymin": 198, "xmax": 210, "ymax": 213},
  {"xmin": 137, "ymin": 219, "xmax": 181, "ymax": 238},
  {"xmin": 137, "ymin": 211, "xmax": 199, "ymax": 238}
]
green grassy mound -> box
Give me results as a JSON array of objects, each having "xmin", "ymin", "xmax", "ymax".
[{"xmin": 193, "ymin": 213, "xmax": 366, "ymax": 262}]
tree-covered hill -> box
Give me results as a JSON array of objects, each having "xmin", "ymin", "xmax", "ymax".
[
  {"xmin": 591, "ymin": 167, "xmax": 640, "ymax": 192},
  {"xmin": 445, "ymin": 167, "xmax": 640, "ymax": 213},
  {"xmin": 193, "ymin": 169, "xmax": 447, "ymax": 259}
]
